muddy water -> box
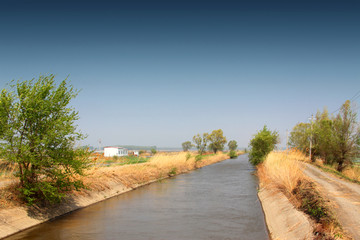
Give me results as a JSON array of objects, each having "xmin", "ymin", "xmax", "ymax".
[{"xmin": 6, "ymin": 155, "xmax": 268, "ymax": 240}]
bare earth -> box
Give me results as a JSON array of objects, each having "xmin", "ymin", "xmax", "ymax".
[{"xmin": 303, "ymin": 164, "xmax": 360, "ymax": 240}]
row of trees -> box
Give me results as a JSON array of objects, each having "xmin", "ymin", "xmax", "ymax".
[
  {"xmin": 289, "ymin": 100, "xmax": 360, "ymax": 171},
  {"xmin": 181, "ymin": 129, "xmax": 238, "ymax": 154}
]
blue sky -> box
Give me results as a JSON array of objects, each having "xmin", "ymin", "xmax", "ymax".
[{"xmin": 0, "ymin": 0, "xmax": 359, "ymax": 148}]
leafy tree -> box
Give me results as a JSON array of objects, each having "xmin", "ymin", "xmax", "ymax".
[
  {"xmin": 192, "ymin": 133, "xmax": 209, "ymax": 155},
  {"xmin": 288, "ymin": 122, "xmax": 310, "ymax": 153},
  {"xmin": 151, "ymin": 148, "xmax": 157, "ymax": 154},
  {"xmin": 182, "ymin": 141, "xmax": 193, "ymax": 152},
  {"xmin": 207, "ymin": 129, "xmax": 227, "ymax": 153},
  {"xmin": 331, "ymin": 100, "xmax": 360, "ymax": 171},
  {"xmin": 249, "ymin": 126, "xmax": 279, "ymax": 165},
  {"xmin": 228, "ymin": 140, "xmax": 238, "ymax": 151},
  {"xmin": 288, "ymin": 102, "xmax": 360, "ymax": 171},
  {"xmin": 313, "ymin": 109, "xmax": 335, "ymax": 164},
  {"xmin": 0, "ymin": 75, "xmax": 90, "ymax": 204}
]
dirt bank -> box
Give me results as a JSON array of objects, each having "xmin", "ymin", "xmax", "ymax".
[
  {"xmin": 256, "ymin": 151, "xmax": 315, "ymax": 240},
  {"xmin": 303, "ymin": 163, "xmax": 360, "ymax": 239},
  {"xmin": 0, "ymin": 152, "xmax": 231, "ymax": 239}
]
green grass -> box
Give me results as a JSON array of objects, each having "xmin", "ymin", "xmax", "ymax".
[
  {"xmin": 101, "ymin": 156, "xmax": 149, "ymax": 167},
  {"xmin": 314, "ymin": 163, "xmax": 360, "ymax": 185}
]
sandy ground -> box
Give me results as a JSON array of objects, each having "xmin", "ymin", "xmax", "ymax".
[
  {"xmin": 258, "ymin": 188, "xmax": 314, "ymax": 240},
  {"xmin": 303, "ymin": 164, "xmax": 360, "ymax": 240}
]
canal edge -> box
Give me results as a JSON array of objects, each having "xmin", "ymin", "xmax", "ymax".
[{"xmin": 0, "ymin": 155, "xmax": 233, "ymax": 239}]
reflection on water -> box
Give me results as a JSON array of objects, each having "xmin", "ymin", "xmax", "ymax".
[{"xmin": 7, "ymin": 155, "xmax": 268, "ymax": 240}]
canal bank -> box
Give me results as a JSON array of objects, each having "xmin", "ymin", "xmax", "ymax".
[
  {"xmin": 0, "ymin": 152, "xmax": 234, "ymax": 239},
  {"xmin": 2, "ymin": 154, "xmax": 268, "ymax": 240}
]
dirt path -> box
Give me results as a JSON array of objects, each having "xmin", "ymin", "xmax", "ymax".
[{"xmin": 303, "ymin": 164, "xmax": 360, "ymax": 239}]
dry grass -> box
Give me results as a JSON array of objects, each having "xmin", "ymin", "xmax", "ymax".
[
  {"xmin": 314, "ymin": 157, "xmax": 360, "ymax": 183},
  {"xmin": 0, "ymin": 159, "xmax": 17, "ymax": 180},
  {"xmin": 258, "ymin": 150, "xmax": 307, "ymax": 195},
  {"xmin": 0, "ymin": 151, "xmax": 231, "ymax": 209},
  {"xmin": 80, "ymin": 151, "xmax": 229, "ymax": 193},
  {"xmin": 258, "ymin": 150, "xmax": 347, "ymax": 239},
  {"xmin": 342, "ymin": 166, "xmax": 360, "ymax": 181}
]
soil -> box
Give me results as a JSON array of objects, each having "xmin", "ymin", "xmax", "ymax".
[{"xmin": 303, "ymin": 163, "xmax": 360, "ymax": 240}]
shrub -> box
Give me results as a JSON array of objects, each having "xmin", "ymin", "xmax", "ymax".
[
  {"xmin": 195, "ymin": 155, "xmax": 203, "ymax": 162},
  {"xmin": 168, "ymin": 167, "xmax": 177, "ymax": 176},
  {"xmin": 228, "ymin": 150, "xmax": 237, "ymax": 159},
  {"xmin": 249, "ymin": 126, "xmax": 279, "ymax": 165}
]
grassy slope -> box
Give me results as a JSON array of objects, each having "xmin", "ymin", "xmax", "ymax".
[{"xmin": 257, "ymin": 150, "xmax": 348, "ymax": 240}]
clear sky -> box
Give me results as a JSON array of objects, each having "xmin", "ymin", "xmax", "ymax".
[{"xmin": 0, "ymin": 0, "xmax": 359, "ymax": 148}]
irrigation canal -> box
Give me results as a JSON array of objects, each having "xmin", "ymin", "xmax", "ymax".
[{"xmin": 6, "ymin": 154, "xmax": 268, "ymax": 240}]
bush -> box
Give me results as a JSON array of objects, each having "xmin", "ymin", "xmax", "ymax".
[
  {"xmin": 195, "ymin": 155, "xmax": 203, "ymax": 162},
  {"xmin": 249, "ymin": 126, "xmax": 279, "ymax": 165},
  {"xmin": 151, "ymin": 148, "xmax": 157, "ymax": 154},
  {"xmin": 228, "ymin": 150, "xmax": 237, "ymax": 159},
  {"xmin": 168, "ymin": 167, "xmax": 177, "ymax": 176}
]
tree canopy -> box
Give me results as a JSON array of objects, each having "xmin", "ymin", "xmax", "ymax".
[
  {"xmin": 288, "ymin": 101, "xmax": 360, "ymax": 171},
  {"xmin": 0, "ymin": 75, "xmax": 90, "ymax": 204},
  {"xmin": 248, "ymin": 126, "xmax": 279, "ymax": 165},
  {"xmin": 207, "ymin": 129, "xmax": 227, "ymax": 153},
  {"xmin": 192, "ymin": 133, "xmax": 209, "ymax": 155},
  {"xmin": 228, "ymin": 140, "xmax": 238, "ymax": 151},
  {"xmin": 182, "ymin": 141, "xmax": 193, "ymax": 151}
]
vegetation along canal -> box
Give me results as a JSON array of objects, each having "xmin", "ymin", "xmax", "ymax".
[{"xmin": 6, "ymin": 155, "xmax": 268, "ymax": 240}]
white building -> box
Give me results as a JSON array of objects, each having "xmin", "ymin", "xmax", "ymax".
[{"xmin": 104, "ymin": 147, "xmax": 128, "ymax": 157}]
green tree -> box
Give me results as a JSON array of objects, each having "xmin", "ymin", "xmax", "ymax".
[
  {"xmin": 331, "ymin": 100, "xmax": 360, "ymax": 171},
  {"xmin": 0, "ymin": 75, "xmax": 90, "ymax": 204},
  {"xmin": 193, "ymin": 133, "xmax": 209, "ymax": 155},
  {"xmin": 288, "ymin": 122, "xmax": 310, "ymax": 153},
  {"xmin": 228, "ymin": 140, "xmax": 238, "ymax": 151},
  {"xmin": 313, "ymin": 109, "xmax": 335, "ymax": 164},
  {"xmin": 151, "ymin": 148, "xmax": 157, "ymax": 154},
  {"xmin": 207, "ymin": 129, "xmax": 227, "ymax": 153},
  {"xmin": 182, "ymin": 141, "xmax": 193, "ymax": 152},
  {"xmin": 249, "ymin": 126, "xmax": 279, "ymax": 165}
]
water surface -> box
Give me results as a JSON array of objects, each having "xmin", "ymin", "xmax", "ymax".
[{"xmin": 7, "ymin": 154, "xmax": 268, "ymax": 240}]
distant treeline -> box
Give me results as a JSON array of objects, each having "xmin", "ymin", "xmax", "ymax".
[
  {"xmin": 82, "ymin": 145, "xmax": 157, "ymax": 151},
  {"xmin": 113, "ymin": 145, "xmax": 157, "ymax": 150}
]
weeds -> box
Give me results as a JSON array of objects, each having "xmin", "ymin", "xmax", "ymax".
[
  {"xmin": 258, "ymin": 151, "xmax": 345, "ymax": 239},
  {"xmin": 314, "ymin": 161, "xmax": 360, "ymax": 184},
  {"xmin": 168, "ymin": 167, "xmax": 177, "ymax": 176},
  {"xmin": 195, "ymin": 155, "xmax": 203, "ymax": 162},
  {"xmin": 0, "ymin": 160, "xmax": 18, "ymax": 180}
]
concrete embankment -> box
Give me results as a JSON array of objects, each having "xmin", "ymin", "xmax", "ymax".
[
  {"xmin": 258, "ymin": 188, "xmax": 314, "ymax": 240},
  {"xmin": 0, "ymin": 152, "xmax": 231, "ymax": 239}
]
